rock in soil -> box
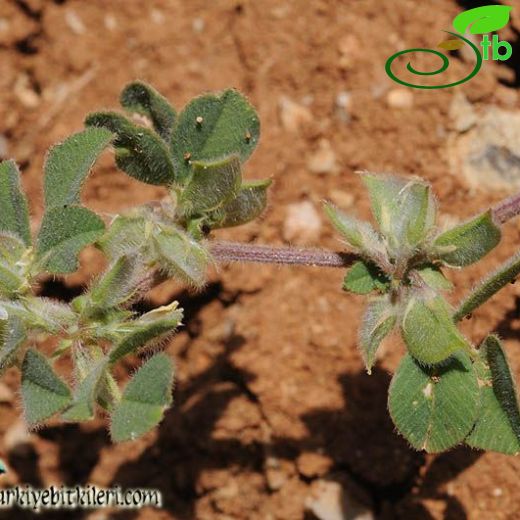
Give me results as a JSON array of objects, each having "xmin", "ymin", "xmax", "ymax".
[
  {"xmin": 279, "ymin": 96, "xmax": 313, "ymax": 132},
  {"xmin": 283, "ymin": 200, "xmax": 322, "ymax": 244},
  {"xmin": 305, "ymin": 479, "xmax": 374, "ymax": 520},
  {"xmin": 448, "ymin": 106, "xmax": 520, "ymax": 191},
  {"xmin": 308, "ymin": 139, "xmax": 338, "ymax": 174}
]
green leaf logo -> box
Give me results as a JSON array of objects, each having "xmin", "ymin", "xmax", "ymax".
[{"xmin": 453, "ymin": 5, "xmax": 512, "ymax": 35}]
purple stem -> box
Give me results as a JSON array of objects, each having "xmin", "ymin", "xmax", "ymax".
[
  {"xmin": 493, "ymin": 191, "xmax": 520, "ymax": 224},
  {"xmin": 209, "ymin": 241, "xmax": 356, "ymax": 268},
  {"xmin": 207, "ymin": 190, "xmax": 520, "ymax": 270}
]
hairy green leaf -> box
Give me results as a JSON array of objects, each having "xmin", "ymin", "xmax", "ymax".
[
  {"xmin": 63, "ymin": 355, "xmax": 107, "ymax": 421},
  {"xmin": 88, "ymin": 255, "xmax": 143, "ymax": 311},
  {"xmin": 454, "ymin": 253, "xmax": 520, "ymax": 322},
  {"xmin": 21, "ymin": 349, "xmax": 72, "ymax": 426},
  {"xmin": 415, "ymin": 266, "xmax": 453, "ymax": 292},
  {"xmin": 109, "ymin": 302, "xmax": 182, "ymax": 363},
  {"xmin": 36, "ymin": 205, "xmax": 105, "ymax": 274},
  {"xmin": 0, "ymin": 297, "xmax": 75, "ymax": 333},
  {"xmin": 324, "ymin": 202, "xmax": 385, "ymax": 256},
  {"xmin": 97, "ymin": 214, "xmax": 148, "ymax": 260},
  {"xmin": 209, "ymin": 179, "xmax": 271, "ymax": 229},
  {"xmin": 85, "ymin": 111, "xmax": 176, "ymax": 186},
  {"xmin": 120, "ymin": 81, "xmax": 176, "ymax": 142},
  {"xmin": 401, "ymin": 293, "xmax": 469, "ymax": 365},
  {"xmin": 433, "ymin": 211, "xmax": 501, "ymax": 267},
  {"xmin": 0, "ymin": 160, "xmax": 31, "ymax": 246},
  {"xmin": 0, "ymin": 263, "xmax": 24, "ymax": 297},
  {"xmin": 360, "ymin": 174, "xmax": 435, "ymax": 251},
  {"xmin": 453, "ymin": 5, "xmax": 512, "ymax": 35},
  {"xmin": 44, "ymin": 128, "xmax": 113, "ymax": 209},
  {"xmin": 343, "ymin": 260, "xmax": 389, "ymax": 295},
  {"xmin": 172, "ymin": 89, "xmax": 260, "ymax": 183},
  {"xmin": 110, "ymin": 353, "xmax": 174, "ymax": 442},
  {"xmin": 179, "ymin": 155, "xmax": 241, "ymax": 217},
  {"xmin": 0, "ymin": 233, "xmax": 26, "ymax": 265},
  {"xmin": 359, "ymin": 297, "xmax": 396, "ymax": 373},
  {"xmin": 153, "ymin": 228, "xmax": 211, "ymax": 287},
  {"xmin": 0, "ymin": 316, "xmax": 25, "ymax": 374},
  {"xmin": 389, "ymin": 351, "xmax": 479, "ymax": 453},
  {"xmin": 467, "ymin": 336, "xmax": 520, "ymax": 454}
]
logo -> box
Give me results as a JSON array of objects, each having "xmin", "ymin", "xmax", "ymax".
[{"xmin": 385, "ymin": 5, "xmax": 513, "ymax": 89}]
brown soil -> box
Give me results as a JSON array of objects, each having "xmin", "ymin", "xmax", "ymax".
[{"xmin": 1, "ymin": 0, "xmax": 520, "ymax": 518}]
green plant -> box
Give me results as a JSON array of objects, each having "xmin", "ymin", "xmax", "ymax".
[
  {"xmin": 326, "ymin": 175, "xmax": 520, "ymax": 454},
  {"xmin": 1, "ymin": 81, "xmax": 520, "ymax": 455},
  {"xmin": 0, "ymin": 82, "xmax": 269, "ymax": 442}
]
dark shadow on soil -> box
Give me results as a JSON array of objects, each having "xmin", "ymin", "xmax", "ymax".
[
  {"xmin": 7, "ymin": 282, "xmax": 484, "ymax": 519},
  {"xmin": 495, "ymin": 294, "xmax": 520, "ymax": 339},
  {"xmin": 107, "ymin": 363, "xmax": 482, "ymax": 519}
]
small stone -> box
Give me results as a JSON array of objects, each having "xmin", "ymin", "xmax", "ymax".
[
  {"xmin": 297, "ymin": 452, "xmax": 333, "ymax": 478},
  {"xmin": 283, "ymin": 201, "xmax": 322, "ymax": 244},
  {"xmin": 449, "ymin": 92, "xmax": 476, "ymax": 132},
  {"xmin": 150, "ymin": 9, "xmax": 165, "ymax": 25},
  {"xmin": 4, "ymin": 420, "xmax": 33, "ymax": 456},
  {"xmin": 335, "ymin": 91, "xmax": 352, "ymax": 123},
  {"xmin": 192, "ymin": 18, "xmax": 205, "ymax": 33},
  {"xmin": 328, "ymin": 189, "xmax": 354, "ymax": 209},
  {"xmin": 308, "ymin": 139, "xmax": 338, "ymax": 174},
  {"xmin": 104, "ymin": 14, "xmax": 117, "ymax": 31},
  {"xmin": 14, "ymin": 74, "xmax": 40, "ymax": 108},
  {"xmin": 386, "ymin": 88, "xmax": 414, "ymax": 109},
  {"xmin": 266, "ymin": 467, "xmax": 287, "ymax": 491},
  {"xmin": 65, "ymin": 9, "xmax": 86, "ymax": 35},
  {"xmin": 279, "ymin": 96, "xmax": 313, "ymax": 132},
  {"xmin": 305, "ymin": 480, "xmax": 374, "ymax": 520},
  {"xmin": 337, "ymin": 34, "xmax": 360, "ymax": 69},
  {"xmin": 265, "ymin": 456, "xmax": 291, "ymax": 491},
  {"xmin": 0, "ymin": 382, "xmax": 14, "ymax": 403}
]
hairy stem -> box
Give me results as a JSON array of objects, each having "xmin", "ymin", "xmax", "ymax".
[
  {"xmin": 209, "ymin": 240, "xmax": 357, "ymax": 268},
  {"xmin": 493, "ymin": 191, "xmax": 520, "ymax": 224}
]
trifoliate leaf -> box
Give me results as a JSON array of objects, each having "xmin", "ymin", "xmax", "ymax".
[
  {"xmin": 0, "ymin": 160, "xmax": 31, "ymax": 246},
  {"xmin": 36, "ymin": 205, "xmax": 105, "ymax": 274},
  {"xmin": 433, "ymin": 210, "xmax": 501, "ymax": 267},
  {"xmin": 110, "ymin": 353, "xmax": 174, "ymax": 442},
  {"xmin": 44, "ymin": 128, "xmax": 113, "ymax": 209},
  {"xmin": 21, "ymin": 349, "xmax": 72, "ymax": 426},
  {"xmin": 172, "ymin": 89, "xmax": 260, "ymax": 183},
  {"xmin": 389, "ymin": 351, "xmax": 479, "ymax": 453}
]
